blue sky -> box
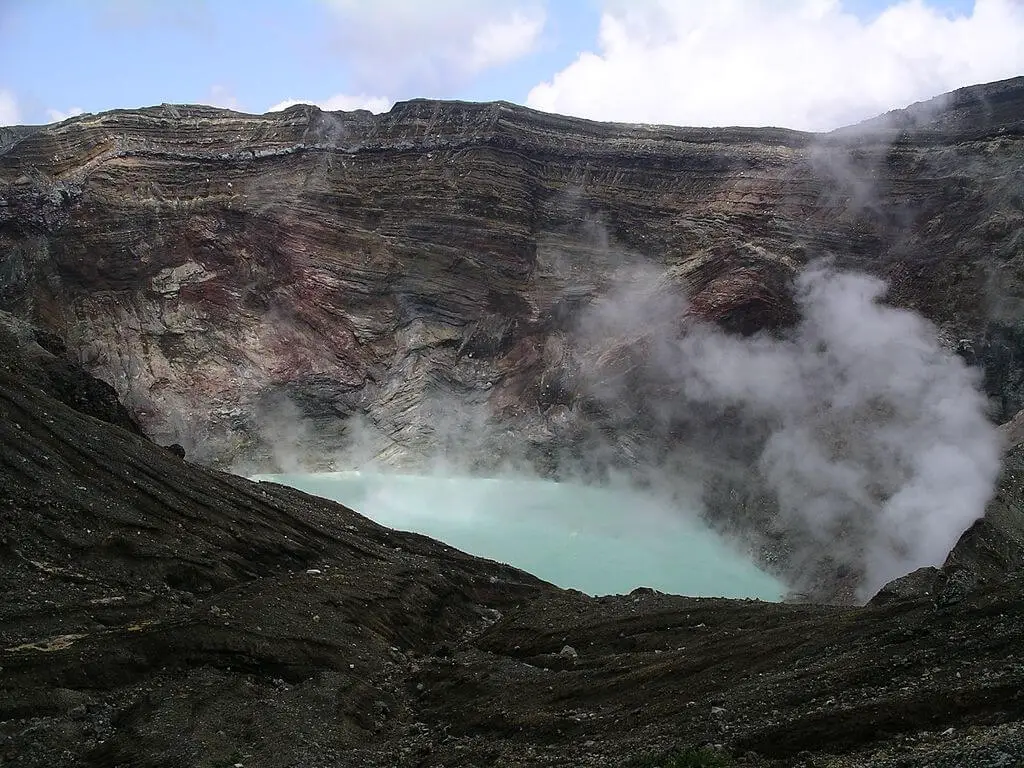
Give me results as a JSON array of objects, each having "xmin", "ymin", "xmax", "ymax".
[{"xmin": 1, "ymin": 0, "xmax": 1020, "ymax": 131}]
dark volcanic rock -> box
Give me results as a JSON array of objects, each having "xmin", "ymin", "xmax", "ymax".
[
  {"xmin": 868, "ymin": 566, "xmax": 941, "ymax": 606},
  {"xmin": 2, "ymin": 330, "xmax": 1024, "ymax": 767},
  {"xmin": 0, "ymin": 309, "xmax": 143, "ymax": 435}
]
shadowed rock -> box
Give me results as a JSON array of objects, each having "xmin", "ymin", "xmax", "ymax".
[{"xmin": 1, "ymin": 312, "xmax": 1023, "ymax": 767}]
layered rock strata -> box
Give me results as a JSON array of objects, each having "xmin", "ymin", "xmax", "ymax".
[{"xmin": 1, "ymin": 79, "xmax": 1023, "ymax": 598}]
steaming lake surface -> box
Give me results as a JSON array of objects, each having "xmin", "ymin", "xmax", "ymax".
[{"xmin": 253, "ymin": 472, "xmax": 785, "ymax": 600}]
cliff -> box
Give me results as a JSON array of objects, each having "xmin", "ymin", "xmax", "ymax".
[
  {"xmin": 1, "ymin": 79, "xmax": 1022, "ymax": 469},
  {"xmin": 1, "ymin": 79, "xmax": 1023, "ymax": 601}
]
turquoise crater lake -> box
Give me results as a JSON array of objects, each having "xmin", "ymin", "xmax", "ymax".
[{"xmin": 253, "ymin": 472, "xmax": 786, "ymax": 601}]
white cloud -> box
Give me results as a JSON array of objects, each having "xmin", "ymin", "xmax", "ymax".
[
  {"xmin": 46, "ymin": 106, "xmax": 85, "ymax": 123},
  {"xmin": 323, "ymin": 0, "xmax": 546, "ymax": 92},
  {"xmin": 527, "ymin": 0, "xmax": 1024, "ymax": 131},
  {"xmin": 467, "ymin": 10, "xmax": 548, "ymax": 72},
  {"xmin": 206, "ymin": 84, "xmax": 240, "ymax": 111},
  {"xmin": 267, "ymin": 94, "xmax": 393, "ymax": 114},
  {"xmin": 0, "ymin": 89, "xmax": 20, "ymax": 126}
]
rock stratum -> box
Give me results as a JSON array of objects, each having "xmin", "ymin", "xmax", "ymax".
[
  {"xmin": 1, "ymin": 78, "xmax": 1023, "ymax": 470},
  {"xmin": 3, "ymin": 77, "xmax": 1024, "ymax": 599},
  {"xmin": 1, "ymin": 316, "xmax": 1024, "ymax": 767}
]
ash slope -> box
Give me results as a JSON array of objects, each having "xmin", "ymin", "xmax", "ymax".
[
  {"xmin": 0, "ymin": 78, "xmax": 1022, "ymax": 472},
  {"xmin": 2, "ymin": 318, "xmax": 1024, "ymax": 767}
]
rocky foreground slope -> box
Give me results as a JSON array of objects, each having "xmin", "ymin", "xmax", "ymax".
[{"xmin": 1, "ymin": 315, "xmax": 1024, "ymax": 767}]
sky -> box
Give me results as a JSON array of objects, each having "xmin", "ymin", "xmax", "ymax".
[{"xmin": 0, "ymin": 0, "xmax": 1022, "ymax": 132}]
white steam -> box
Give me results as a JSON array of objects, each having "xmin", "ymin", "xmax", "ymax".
[
  {"xmin": 670, "ymin": 264, "xmax": 1002, "ymax": 597},
  {"xmin": 236, "ymin": 252, "xmax": 1002, "ymax": 601}
]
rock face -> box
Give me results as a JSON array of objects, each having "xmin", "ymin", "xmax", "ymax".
[
  {"xmin": 2, "ymin": 325, "xmax": 1024, "ymax": 767},
  {"xmin": 0, "ymin": 309, "xmax": 143, "ymax": 435},
  {"xmin": 1, "ymin": 79, "xmax": 1023, "ymax": 468},
  {"xmin": 1, "ymin": 79, "xmax": 1023, "ymax": 601}
]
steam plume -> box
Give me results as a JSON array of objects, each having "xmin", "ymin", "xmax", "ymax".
[
  {"xmin": 659, "ymin": 263, "xmax": 1002, "ymax": 598},
  {"xmin": 242, "ymin": 250, "xmax": 1002, "ymax": 601}
]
